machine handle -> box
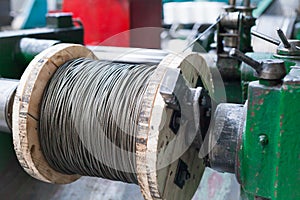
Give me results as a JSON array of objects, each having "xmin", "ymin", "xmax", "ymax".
[
  {"xmin": 229, "ymin": 48, "xmax": 262, "ymax": 74},
  {"xmin": 277, "ymin": 28, "xmax": 291, "ymax": 48},
  {"xmin": 230, "ymin": 48, "xmax": 286, "ymax": 81}
]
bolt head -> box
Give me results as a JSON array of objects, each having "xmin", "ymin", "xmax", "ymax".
[{"xmin": 259, "ymin": 134, "xmax": 268, "ymax": 146}]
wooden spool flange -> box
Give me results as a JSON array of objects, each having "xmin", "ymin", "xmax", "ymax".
[
  {"xmin": 13, "ymin": 44, "xmax": 97, "ymax": 184},
  {"xmin": 12, "ymin": 43, "xmax": 214, "ymax": 199},
  {"xmin": 136, "ymin": 52, "xmax": 214, "ymax": 200}
]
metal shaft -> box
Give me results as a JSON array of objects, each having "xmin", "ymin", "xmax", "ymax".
[
  {"xmin": 19, "ymin": 38, "xmax": 60, "ymax": 64},
  {"xmin": 209, "ymin": 103, "xmax": 245, "ymax": 173},
  {"xmin": 88, "ymin": 46, "xmax": 167, "ymax": 64},
  {"xmin": 251, "ymin": 30, "xmax": 280, "ymax": 46},
  {"xmin": 0, "ymin": 79, "xmax": 18, "ymax": 133}
]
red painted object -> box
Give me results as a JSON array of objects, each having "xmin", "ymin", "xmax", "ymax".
[
  {"xmin": 63, "ymin": 0, "xmax": 162, "ymax": 48},
  {"xmin": 63, "ymin": 0, "xmax": 130, "ymax": 46}
]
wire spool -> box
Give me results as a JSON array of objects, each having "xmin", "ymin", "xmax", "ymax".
[
  {"xmin": 40, "ymin": 58, "xmax": 156, "ymax": 184},
  {"xmin": 13, "ymin": 44, "xmax": 213, "ymax": 200}
]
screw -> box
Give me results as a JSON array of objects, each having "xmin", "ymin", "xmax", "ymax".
[{"xmin": 259, "ymin": 134, "xmax": 268, "ymax": 146}]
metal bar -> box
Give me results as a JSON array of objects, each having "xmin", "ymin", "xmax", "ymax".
[
  {"xmin": 88, "ymin": 46, "xmax": 167, "ymax": 64},
  {"xmin": 277, "ymin": 28, "xmax": 291, "ymax": 48},
  {"xmin": 19, "ymin": 38, "xmax": 60, "ymax": 64},
  {"xmin": 0, "ymin": 78, "xmax": 18, "ymax": 133},
  {"xmin": 251, "ymin": 30, "xmax": 280, "ymax": 46}
]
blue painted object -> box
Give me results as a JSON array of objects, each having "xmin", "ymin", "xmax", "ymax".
[{"xmin": 12, "ymin": 0, "xmax": 47, "ymax": 29}]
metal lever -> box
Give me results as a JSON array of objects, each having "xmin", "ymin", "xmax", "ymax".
[
  {"xmin": 251, "ymin": 30, "xmax": 280, "ymax": 46},
  {"xmin": 230, "ymin": 48, "xmax": 286, "ymax": 81},
  {"xmin": 229, "ymin": 48, "xmax": 262, "ymax": 74},
  {"xmin": 277, "ymin": 28, "xmax": 291, "ymax": 48}
]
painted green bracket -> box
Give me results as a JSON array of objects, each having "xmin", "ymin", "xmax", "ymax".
[{"xmin": 238, "ymin": 68, "xmax": 300, "ymax": 199}]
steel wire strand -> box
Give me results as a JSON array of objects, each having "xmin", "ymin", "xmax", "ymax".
[{"xmin": 39, "ymin": 58, "xmax": 156, "ymax": 183}]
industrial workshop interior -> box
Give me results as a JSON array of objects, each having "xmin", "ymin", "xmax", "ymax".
[{"xmin": 0, "ymin": 0, "xmax": 299, "ymax": 199}]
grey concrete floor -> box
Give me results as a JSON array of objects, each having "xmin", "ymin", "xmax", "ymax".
[
  {"xmin": 0, "ymin": 155, "xmax": 142, "ymax": 200},
  {"xmin": 0, "ymin": 153, "xmax": 240, "ymax": 200}
]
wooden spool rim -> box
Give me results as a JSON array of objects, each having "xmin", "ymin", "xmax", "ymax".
[
  {"xmin": 136, "ymin": 53, "xmax": 213, "ymax": 200},
  {"xmin": 12, "ymin": 43, "xmax": 97, "ymax": 184}
]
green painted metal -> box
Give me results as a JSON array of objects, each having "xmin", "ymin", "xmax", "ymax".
[
  {"xmin": 238, "ymin": 68, "xmax": 300, "ymax": 199},
  {"xmin": 224, "ymin": 81, "xmax": 243, "ymax": 103},
  {"xmin": 239, "ymin": 81, "xmax": 281, "ymax": 198},
  {"xmin": 241, "ymin": 52, "xmax": 274, "ymax": 101},
  {"xmin": 294, "ymin": 22, "xmax": 300, "ymax": 40},
  {"xmin": 274, "ymin": 72, "xmax": 300, "ymax": 199}
]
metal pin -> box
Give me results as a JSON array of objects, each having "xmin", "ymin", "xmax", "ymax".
[{"xmin": 277, "ymin": 28, "xmax": 291, "ymax": 48}]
